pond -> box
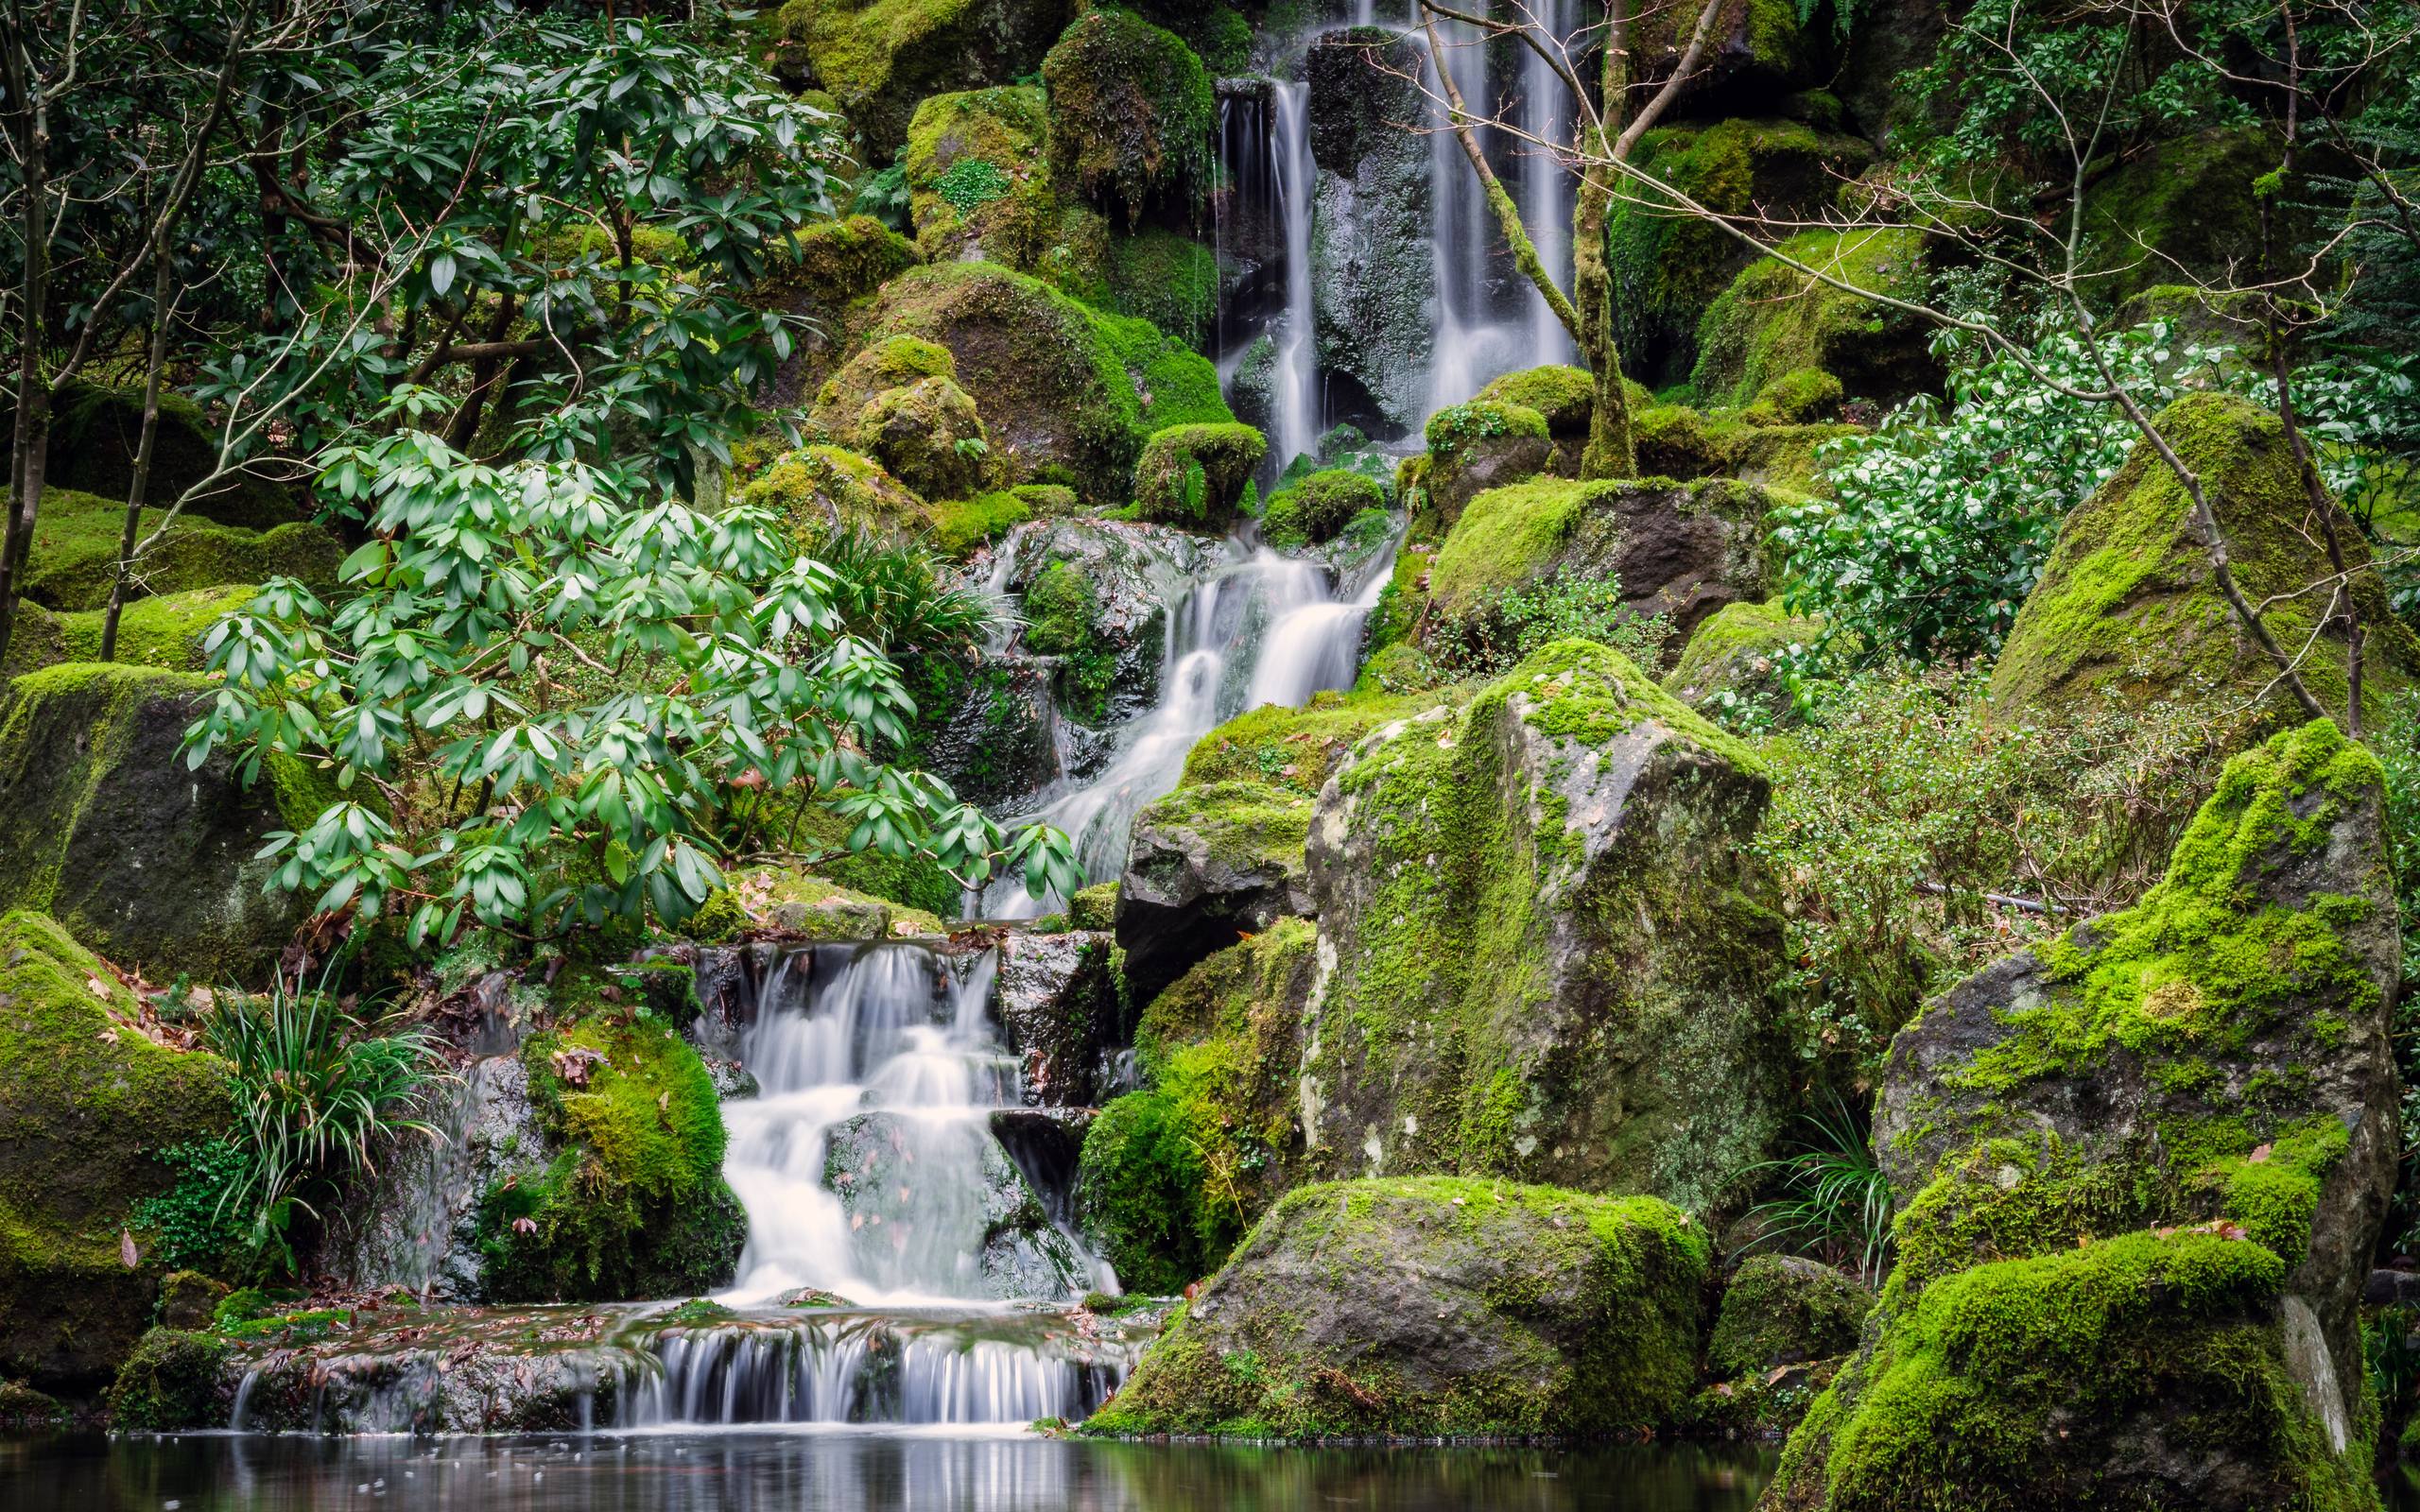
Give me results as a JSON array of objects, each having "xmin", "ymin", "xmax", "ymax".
[{"xmin": 0, "ymin": 1431, "xmax": 1776, "ymax": 1512}]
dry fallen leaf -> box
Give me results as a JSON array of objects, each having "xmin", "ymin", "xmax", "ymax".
[{"xmin": 2248, "ymin": 1143, "xmax": 2273, "ymax": 1164}]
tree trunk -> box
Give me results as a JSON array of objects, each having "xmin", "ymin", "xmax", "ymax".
[
  {"xmin": 101, "ymin": 246, "xmax": 178, "ymax": 662},
  {"xmin": 1571, "ymin": 2, "xmax": 1635, "ymax": 480},
  {"xmin": 0, "ymin": 28, "xmax": 52, "ymax": 677}
]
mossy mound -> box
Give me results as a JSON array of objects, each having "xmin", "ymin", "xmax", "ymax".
[
  {"xmin": 1097, "ymin": 228, "xmax": 1219, "ymax": 351},
  {"xmin": 1042, "ymin": 9, "xmax": 1213, "ymax": 227},
  {"xmin": 1132, "ymin": 422, "xmax": 1266, "ymax": 526},
  {"xmin": 0, "ymin": 911, "xmax": 232, "ymax": 1389},
  {"xmin": 1180, "ymin": 685, "xmax": 1452, "ymax": 799},
  {"xmin": 1115, "ymin": 779, "xmax": 1315, "ymax": 1005},
  {"xmin": 1689, "ymin": 227, "xmax": 1933, "ymax": 409},
  {"xmin": 18, "ymin": 487, "xmax": 339, "ymax": 613},
  {"xmin": 1610, "ymin": 120, "xmax": 1874, "ymax": 387},
  {"xmin": 0, "ymin": 664, "xmax": 337, "ymax": 981},
  {"xmin": 105, "ymin": 1327, "xmax": 231, "ymax": 1429},
  {"xmin": 1418, "ymin": 401, "xmax": 1553, "ymax": 534},
  {"xmin": 31, "ymin": 380, "xmax": 297, "ymax": 529},
  {"xmin": 848, "ymin": 260, "xmax": 1230, "ymax": 502},
  {"xmin": 857, "ymin": 375, "xmax": 994, "ymax": 500},
  {"xmin": 1262, "ymin": 469, "xmax": 1384, "ymax": 549},
  {"xmin": 1662, "ymin": 598, "xmax": 1823, "ymax": 726},
  {"xmin": 2, "ymin": 584, "xmax": 256, "ymax": 679},
  {"xmin": 1771, "ymin": 720, "xmax": 2399, "ymax": 1508},
  {"xmin": 2080, "ymin": 127, "xmax": 2279, "ymax": 310},
  {"xmin": 1077, "ymin": 919, "xmax": 1322, "ymax": 1294},
  {"xmin": 1298, "ymin": 640, "xmax": 1788, "ymax": 1216},
  {"xmin": 1632, "ymin": 402, "xmax": 1858, "ymax": 496},
  {"xmin": 774, "ymin": 0, "xmax": 1074, "ymax": 160},
  {"xmin": 1086, "ymin": 1177, "xmax": 1710, "ymax": 1437},
  {"xmin": 929, "ymin": 490, "xmax": 1033, "ymax": 557},
  {"xmin": 475, "ymin": 1006, "xmax": 747, "ymax": 1301},
  {"xmin": 1475, "ymin": 364, "xmax": 1597, "ymax": 436},
  {"xmin": 740, "ymin": 444, "xmax": 933, "ymax": 541},
  {"xmin": 756, "ymin": 215, "xmax": 921, "ymax": 318},
  {"xmin": 1989, "ymin": 392, "xmax": 2415, "ymax": 746},
  {"xmin": 1708, "ymin": 1255, "xmax": 1873, "ymax": 1379},
  {"xmin": 899, "ymin": 85, "xmax": 1077, "ymax": 268},
  {"xmin": 810, "ymin": 334, "xmax": 959, "ymax": 435}
]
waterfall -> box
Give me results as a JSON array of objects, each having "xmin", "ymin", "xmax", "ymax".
[
  {"xmin": 720, "ymin": 943, "xmax": 1105, "ymax": 1306},
  {"xmin": 1268, "ymin": 80, "xmax": 1320, "ymax": 472},
  {"xmin": 1520, "ymin": 0, "xmax": 1580, "ymax": 369}
]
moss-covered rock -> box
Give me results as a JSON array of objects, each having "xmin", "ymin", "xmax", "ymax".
[
  {"xmin": 1307, "ymin": 28, "xmax": 1435, "ymax": 433},
  {"xmin": 756, "ymin": 215, "xmax": 921, "ymax": 321},
  {"xmin": 106, "ymin": 1327, "xmax": 231, "ymax": 1429},
  {"xmin": 31, "ymin": 380, "xmax": 297, "ymax": 529},
  {"xmin": 740, "ymin": 444, "xmax": 933, "ymax": 542},
  {"xmin": 1132, "ymin": 422, "xmax": 1266, "ymax": 526},
  {"xmin": 1115, "ymin": 780, "xmax": 1316, "ymax": 1006},
  {"xmin": 848, "ymin": 260, "xmax": 1231, "ymax": 502},
  {"xmin": 1068, "ymin": 880, "xmax": 1118, "ymax": 932},
  {"xmin": 773, "ymin": 0, "xmax": 1074, "ymax": 161},
  {"xmin": 907, "ymin": 648, "xmax": 1058, "ymax": 802},
  {"xmin": 1180, "ymin": 685, "xmax": 1452, "ymax": 799},
  {"xmin": 1709, "ymin": 1255, "xmax": 1873, "ymax": 1380},
  {"xmin": 1429, "ymin": 474, "xmax": 1784, "ymax": 649},
  {"xmin": 1086, "ymin": 1177, "xmax": 1710, "ymax": 1436},
  {"xmin": 1990, "ymin": 392, "xmax": 2415, "ymax": 750},
  {"xmin": 1042, "ymin": 9, "xmax": 1213, "ymax": 226},
  {"xmin": 1663, "ymin": 598, "xmax": 1823, "ymax": 726},
  {"xmin": 1769, "ymin": 720, "xmax": 2399, "ymax": 1508},
  {"xmin": 711, "ymin": 859, "xmax": 950, "ymax": 941},
  {"xmin": 1689, "ymin": 227, "xmax": 1933, "ymax": 409},
  {"xmin": 2080, "ymin": 127, "xmax": 2279, "ymax": 310},
  {"xmin": 1626, "ymin": 0, "xmax": 1821, "ymax": 103},
  {"xmin": 18, "ymin": 487, "xmax": 339, "ymax": 613},
  {"xmin": 0, "ymin": 664, "xmax": 337, "ymax": 981},
  {"xmin": 809, "ymin": 334, "xmax": 959, "ymax": 436},
  {"xmin": 900, "ymin": 85, "xmax": 1059, "ymax": 263},
  {"xmin": 1263, "ymin": 468, "xmax": 1386, "ymax": 549},
  {"xmin": 1298, "ymin": 640, "xmax": 1789, "ymax": 1216},
  {"xmin": 1610, "ymin": 120, "xmax": 1875, "ymax": 387},
  {"xmin": 475, "ymin": 1005, "xmax": 747, "ymax": 1301},
  {"xmin": 1419, "ymin": 401, "xmax": 1553, "ymax": 534},
  {"xmin": 858, "ymin": 375, "xmax": 994, "ymax": 500},
  {"xmin": 994, "ymin": 928, "xmax": 1121, "ymax": 1105},
  {"xmin": 1748, "ymin": 367, "xmax": 1844, "ymax": 424},
  {"xmin": 930, "ymin": 490, "xmax": 1030, "ymax": 557},
  {"xmin": 1098, "ymin": 227, "xmax": 1219, "ymax": 351},
  {"xmin": 0, "ymin": 911, "xmax": 232, "ymax": 1389},
  {"xmin": 1002, "ymin": 518, "xmax": 1213, "ymax": 724}
]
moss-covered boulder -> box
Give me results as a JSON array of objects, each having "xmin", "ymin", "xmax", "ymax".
[
  {"xmin": 1627, "ymin": 0, "xmax": 1821, "ymax": 102},
  {"xmin": 1663, "ymin": 598, "xmax": 1823, "ymax": 726},
  {"xmin": 1180, "ymin": 686, "xmax": 1454, "ymax": 799},
  {"xmin": 1419, "ymin": 401, "xmax": 1553, "ymax": 533},
  {"xmin": 908, "ymin": 650, "xmax": 1059, "ymax": 806},
  {"xmin": 1611, "ymin": 120, "xmax": 1875, "ymax": 387},
  {"xmin": 106, "ymin": 1327, "xmax": 232, "ymax": 1429},
  {"xmin": 1307, "ymin": 28, "xmax": 1436, "ymax": 433},
  {"xmin": 1132, "ymin": 422, "xmax": 1266, "ymax": 526},
  {"xmin": 475, "ymin": 1005, "xmax": 748, "ymax": 1301},
  {"xmin": 1298, "ymin": 640, "xmax": 1789, "ymax": 1216},
  {"xmin": 900, "ymin": 85, "xmax": 1063, "ymax": 265},
  {"xmin": 1042, "ymin": 9, "xmax": 1213, "ymax": 227},
  {"xmin": 1262, "ymin": 468, "xmax": 1385, "ymax": 549},
  {"xmin": 773, "ymin": 0, "xmax": 1074, "ymax": 161},
  {"xmin": 809, "ymin": 334, "xmax": 959, "ymax": 437},
  {"xmin": 0, "ymin": 664, "xmax": 337, "ymax": 980},
  {"xmin": 857, "ymin": 375, "xmax": 994, "ymax": 500},
  {"xmin": 1086, "ymin": 1177, "xmax": 1710, "ymax": 1436},
  {"xmin": 2080, "ymin": 127, "xmax": 2278, "ymax": 310},
  {"xmin": 32, "ymin": 380, "xmax": 296, "ymax": 529},
  {"xmin": 1115, "ymin": 780, "xmax": 1315, "ymax": 1007},
  {"xmin": 1690, "ymin": 227, "xmax": 1934, "ymax": 409},
  {"xmin": 1990, "ymin": 392, "xmax": 2415, "ymax": 748},
  {"xmin": 756, "ymin": 215, "xmax": 921, "ymax": 324},
  {"xmin": 740, "ymin": 444, "xmax": 932, "ymax": 541},
  {"xmin": 1474, "ymin": 365, "xmax": 1598, "ymax": 474},
  {"xmin": 1709, "ymin": 1256, "xmax": 1873, "ymax": 1380},
  {"xmin": 1768, "ymin": 720, "xmax": 2398, "ymax": 1508},
  {"xmin": 0, "ymin": 911, "xmax": 232, "ymax": 1389},
  {"xmin": 849, "ymin": 261, "xmax": 1231, "ymax": 502},
  {"xmin": 1429, "ymin": 475, "xmax": 1783, "ymax": 649},
  {"xmin": 19, "ymin": 487, "xmax": 339, "ymax": 612}
]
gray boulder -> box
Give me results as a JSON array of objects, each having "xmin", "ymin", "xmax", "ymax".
[
  {"xmin": 993, "ymin": 929, "xmax": 1120, "ymax": 1105},
  {"xmin": 1115, "ymin": 780, "xmax": 1315, "ymax": 1008},
  {"xmin": 822, "ymin": 1110, "xmax": 1091, "ymax": 1299},
  {"xmin": 1308, "ymin": 29, "xmax": 1435, "ymax": 434},
  {"xmin": 998, "ymin": 518, "xmax": 1213, "ymax": 728}
]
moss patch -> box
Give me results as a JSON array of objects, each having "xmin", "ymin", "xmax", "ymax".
[
  {"xmin": 1689, "ymin": 227, "xmax": 1929, "ymax": 408},
  {"xmin": 19, "ymin": 487, "xmax": 339, "ymax": 613}
]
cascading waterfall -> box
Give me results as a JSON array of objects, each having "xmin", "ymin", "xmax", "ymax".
[
  {"xmin": 1519, "ymin": 0, "xmax": 1581, "ymax": 369},
  {"xmin": 1266, "ymin": 79, "xmax": 1321, "ymax": 472}
]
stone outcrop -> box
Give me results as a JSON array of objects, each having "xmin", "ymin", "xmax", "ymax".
[
  {"xmin": 1115, "ymin": 779, "xmax": 1315, "ymax": 1007},
  {"xmin": 1766, "ymin": 719, "xmax": 2399, "ymax": 1509},
  {"xmin": 992, "ymin": 927, "xmax": 1121, "ymax": 1106},
  {"xmin": 821, "ymin": 1109, "xmax": 1092, "ymax": 1298},
  {"xmin": 1307, "ymin": 28, "xmax": 1434, "ymax": 435},
  {"xmin": 1088, "ymin": 1177, "xmax": 1709, "ymax": 1436},
  {"xmin": 1299, "ymin": 639, "xmax": 1789, "ymax": 1217}
]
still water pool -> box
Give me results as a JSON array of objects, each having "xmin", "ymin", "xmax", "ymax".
[{"xmin": 0, "ymin": 1430, "xmax": 1775, "ymax": 1512}]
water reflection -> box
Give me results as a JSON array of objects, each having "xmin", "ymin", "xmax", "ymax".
[{"xmin": 0, "ymin": 1431, "xmax": 1774, "ymax": 1512}]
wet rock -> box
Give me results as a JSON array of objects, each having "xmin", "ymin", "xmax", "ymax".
[
  {"xmin": 1090, "ymin": 1177, "xmax": 1709, "ymax": 1436},
  {"xmin": 997, "ymin": 517, "xmax": 1213, "ymax": 725},
  {"xmin": 1300, "ymin": 640, "xmax": 1789, "ymax": 1217},
  {"xmin": 1770, "ymin": 720, "xmax": 2400, "ymax": 1507},
  {"xmin": 822, "ymin": 1111, "xmax": 1091, "ymax": 1300},
  {"xmin": 991, "ymin": 1107, "xmax": 1096, "ymax": 1231},
  {"xmin": 1307, "ymin": 29, "xmax": 1434, "ymax": 434},
  {"xmin": 1115, "ymin": 780, "xmax": 1315, "ymax": 1007},
  {"xmin": 993, "ymin": 930, "xmax": 1120, "ymax": 1105},
  {"xmin": 914, "ymin": 653, "xmax": 1059, "ymax": 808},
  {"xmin": 159, "ymin": 1271, "xmax": 230, "ymax": 1332}
]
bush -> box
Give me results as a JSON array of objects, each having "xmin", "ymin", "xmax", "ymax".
[
  {"xmin": 1261, "ymin": 469, "xmax": 1385, "ymax": 548},
  {"xmin": 1132, "ymin": 422, "xmax": 1267, "ymax": 524},
  {"xmin": 1427, "ymin": 571, "xmax": 1671, "ymax": 683}
]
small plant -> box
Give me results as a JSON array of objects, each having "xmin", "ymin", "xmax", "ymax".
[
  {"xmin": 933, "ymin": 157, "xmax": 1013, "ymax": 215},
  {"xmin": 1737, "ymin": 1095, "xmax": 1896, "ymax": 1286},
  {"xmin": 1428, "ymin": 571, "xmax": 1670, "ymax": 682}
]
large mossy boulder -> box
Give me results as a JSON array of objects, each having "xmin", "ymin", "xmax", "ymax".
[
  {"xmin": 1690, "ymin": 227, "xmax": 1934, "ymax": 409},
  {"xmin": 1087, "ymin": 1177, "xmax": 1710, "ymax": 1436},
  {"xmin": 847, "ymin": 261, "xmax": 1231, "ymax": 502},
  {"xmin": 900, "ymin": 85, "xmax": 1064, "ymax": 265},
  {"xmin": 1131, "ymin": 421, "xmax": 1266, "ymax": 527},
  {"xmin": 1115, "ymin": 779, "xmax": 1315, "ymax": 1007},
  {"xmin": 1709, "ymin": 1255, "xmax": 1874, "ymax": 1380},
  {"xmin": 1041, "ymin": 9, "xmax": 1213, "ymax": 227},
  {"xmin": 740, "ymin": 444, "xmax": 932, "ymax": 542},
  {"xmin": 19, "ymin": 487, "xmax": 338, "ymax": 613},
  {"xmin": 773, "ymin": 0, "xmax": 1074, "ymax": 161},
  {"xmin": 1428, "ymin": 474, "xmax": 1783, "ymax": 649},
  {"xmin": 1991, "ymin": 392, "xmax": 2415, "ymax": 745},
  {"xmin": 1663, "ymin": 598, "xmax": 1824, "ymax": 727},
  {"xmin": 30, "ymin": 380, "xmax": 296, "ymax": 529},
  {"xmin": 1767, "ymin": 720, "xmax": 2399, "ymax": 1509},
  {"xmin": 1612, "ymin": 120, "xmax": 1876, "ymax": 387},
  {"xmin": 0, "ymin": 911, "xmax": 232, "ymax": 1389},
  {"xmin": 0, "ymin": 664, "xmax": 335, "ymax": 981},
  {"xmin": 756, "ymin": 215, "xmax": 921, "ymax": 327},
  {"xmin": 1307, "ymin": 28, "xmax": 1435, "ymax": 434},
  {"xmin": 1299, "ymin": 640, "xmax": 1789, "ymax": 1216},
  {"xmin": 1418, "ymin": 400, "xmax": 1554, "ymax": 532}
]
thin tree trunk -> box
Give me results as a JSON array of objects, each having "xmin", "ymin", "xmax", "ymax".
[
  {"xmin": 101, "ymin": 246, "xmax": 179, "ymax": 662},
  {"xmin": 0, "ymin": 18, "xmax": 52, "ymax": 677}
]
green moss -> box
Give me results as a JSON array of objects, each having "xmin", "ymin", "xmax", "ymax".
[
  {"xmin": 1135, "ymin": 781, "xmax": 1313, "ymax": 874},
  {"xmin": 1019, "ymin": 557, "xmax": 1118, "ymax": 724},
  {"xmin": 1661, "ymin": 598, "xmax": 1823, "ymax": 721},
  {"xmin": 106, "ymin": 1327, "xmax": 229, "ymax": 1429},
  {"xmin": 476, "ymin": 1006, "xmax": 745, "ymax": 1301},
  {"xmin": 19, "ymin": 487, "xmax": 340, "ymax": 613},
  {"xmin": 1689, "ymin": 227, "xmax": 1927, "ymax": 408},
  {"xmin": 1101, "ymin": 228, "xmax": 1219, "ymax": 350},
  {"xmin": 1262, "ymin": 469, "xmax": 1385, "ymax": 548},
  {"xmin": 1474, "ymin": 365, "xmax": 1596, "ymax": 434},
  {"xmin": 0, "ymin": 911, "xmax": 233, "ymax": 1388},
  {"xmin": 930, "ymin": 490, "xmax": 1032, "ymax": 558},
  {"xmin": 1747, "ymin": 367, "xmax": 1843, "ymax": 424},
  {"xmin": 741, "ymin": 444, "xmax": 932, "ymax": 541},
  {"xmin": 756, "ymin": 215, "xmax": 921, "ymax": 315},
  {"xmin": 1069, "ymin": 880, "xmax": 1118, "ymax": 932},
  {"xmin": 1423, "ymin": 400, "xmax": 1548, "ymax": 461},
  {"xmin": 2080, "ymin": 127, "xmax": 2276, "ymax": 309},
  {"xmin": 1132, "ymin": 422, "xmax": 1267, "ymax": 526},
  {"xmin": 1042, "ymin": 10, "xmax": 1214, "ymax": 225},
  {"xmin": 1989, "ymin": 392, "xmax": 2416, "ymax": 737},
  {"xmin": 34, "ymin": 380, "xmax": 296, "ymax": 529},
  {"xmin": 41, "ymin": 584, "xmax": 256, "ymax": 670},
  {"xmin": 1085, "ymin": 1177, "xmax": 1711, "ymax": 1438},
  {"xmin": 1180, "ymin": 686, "xmax": 1449, "ymax": 799},
  {"xmin": 1426, "ymin": 477, "xmax": 1604, "ymax": 606},
  {"xmin": 1709, "ymin": 1255, "xmax": 1873, "ymax": 1379}
]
